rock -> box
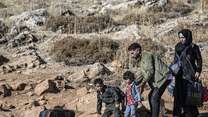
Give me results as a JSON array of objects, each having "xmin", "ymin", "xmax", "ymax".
[
  {"xmin": 102, "ymin": 25, "xmax": 126, "ymax": 33},
  {"xmin": 8, "ymin": 31, "xmax": 38, "ymax": 48},
  {"xmin": 0, "ymin": 36, "xmax": 8, "ymax": 44},
  {"xmin": 10, "ymin": 25, "xmax": 30, "ymax": 36},
  {"xmin": 86, "ymin": 63, "xmax": 112, "ymax": 79},
  {"xmin": 28, "ymin": 63, "xmax": 36, "ymax": 69},
  {"xmin": 153, "ymin": 18, "xmax": 178, "ymax": 38},
  {"xmin": 110, "ymin": 24, "xmax": 143, "ymax": 40},
  {"xmin": 0, "ymin": 20, "xmax": 8, "ymax": 39},
  {"xmin": 0, "ymin": 55, "xmax": 9, "ymax": 66},
  {"xmin": 68, "ymin": 71, "xmax": 86, "ymax": 83},
  {"xmin": 2, "ymin": 66, "xmax": 11, "ymax": 74},
  {"xmin": 12, "ymin": 82, "xmax": 27, "ymax": 91},
  {"xmin": 34, "ymin": 80, "xmax": 49, "ymax": 96},
  {"xmin": 2, "ymin": 50, "xmax": 46, "ymax": 74},
  {"xmin": 34, "ymin": 80, "xmax": 58, "ymax": 96},
  {"xmin": 0, "ymin": 84, "xmax": 12, "ymax": 97},
  {"xmin": 142, "ymin": 0, "xmax": 168, "ymax": 8},
  {"xmin": 27, "ymin": 92, "xmax": 34, "ymax": 97},
  {"xmin": 100, "ymin": 0, "xmax": 141, "ymax": 15},
  {"xmin": 9, "ymin": 9, "xmax": 48, "ymax": 31}
]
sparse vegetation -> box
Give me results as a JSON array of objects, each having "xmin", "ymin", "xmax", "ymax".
[
  {"xmin": 46, "ymin": 15, "xmax": 115, "ymax": 33},
  {"xmin": 158, "ymin": 23, "xmax": 208, "ymax": 46},
  {"xmin": 0, "ymin": 0, "xmax": 207, "ymax": 116},
  {"xmin": 50, "ymin": 36, "xmax": 120, "ymax": 66},
  {"xmin": 0, "ymin": 2, "xmax": 6, "ymax": 8},
  {"xmin": 112, "ymin": 0, "xmax": 194, "ymax": 26}
]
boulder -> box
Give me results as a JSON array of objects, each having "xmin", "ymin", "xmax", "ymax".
[
  {"xmin": 2, "ymin": 50, "xmax": 46, "ymax": 74},
  {"xmin": 68, "ymin": 70, "xmax": 87, "ymax": 83},
  {"xmin": 9, "ymin": 9, "xmax": 48, "ymax": 31},
  {"xmin": 11, "ymin": 82, "xmax": 27, "ymax": 91},
  {"xmin": 8, "ymin": 31, "xmax": 38, "ymax": 48},
  {"xmin": 100, "ymin": 0, "xmax": 141, "ymax": 14},
  {"xmin": 141, "ymin": 0, "xmax": 168, "ymax": 8},
  {"xmin": 110, "ymin": 24, "xmax": 142, "ymax": 40},
  {"xmin": 0, "ymin": 55, "xmax": 9, "ymax": 66},
  {"xmin": 0, "ymin": 84, "xmax": 12, "ymax": 97},
  {"xmin": 34, "ymin": 80, "xmax": 58, "ymax": 96},
  {"xmin": 86, "ymin": 63, "xmax": 112, "ymax": 79}
]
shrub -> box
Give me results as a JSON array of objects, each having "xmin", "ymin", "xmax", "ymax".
[{"xmin": 50, "ymin": 36, "xmax": 119, "ymax": 66}]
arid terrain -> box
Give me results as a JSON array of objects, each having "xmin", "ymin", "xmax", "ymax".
[{"xmin": 0, "ymin": 0, "xmax": 208, "ymax": 117}]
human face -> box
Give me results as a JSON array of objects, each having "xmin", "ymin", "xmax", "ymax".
[
  {"xmin": 127, "ymin": 79, "xmax": 132, "ymax": 84},
  {"xmin": 129, "ymin": 48, "xmax": 141, "ymax": 59},
  {"xmin": 178, "ymin": 33, "xmax": 186, "ymax": 44},
  {"xmin": 95, "ymin": 83, "xmax": 103, "ymax": 92}
]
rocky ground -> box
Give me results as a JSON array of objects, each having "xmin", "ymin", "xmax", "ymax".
[{"xmin": 0, "ymin": 0, "xmax": 208, "ymax": 117}]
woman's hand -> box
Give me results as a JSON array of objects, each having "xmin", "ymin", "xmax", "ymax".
[{"xmin": 195, "ymin": 72, "xmax": 200, "ymax": 79}]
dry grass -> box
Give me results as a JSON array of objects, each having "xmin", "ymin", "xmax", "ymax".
[
  {"xmin": 112, "ymin": 0, "xmax": 194, "ymax": 26},
  {"xmin": 158, "ymin": 23, "xmax": 208, "ymax": 46},
  {"xmin": 0, "ymin": 20, "xmax": 8, "ymax": 38},
  {"xmin": 0, "ymin": 2, "xmax": 6, "ymax": 8},
  {"xmin": 50, "ymin": 36, "xmax": 120, "ymax": 66},
  {"xmin": 166, "ymin": 0, "xmax": 194, "ymax": 14},
  {"xmin": 46, "ymin": 15, "xmax": 114, "ymax": 33}
]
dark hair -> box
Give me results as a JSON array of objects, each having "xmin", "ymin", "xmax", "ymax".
[
  {"xmin": 128, "ymin": 43, "xmax": 142, "ymax": 51},
  {"xmin": 94, "ymin": 78, "xmax": 104, "ymax": 85},
  {"xmin": 123, "ymin": 71, "xmax": 135, "ymax": 80}
]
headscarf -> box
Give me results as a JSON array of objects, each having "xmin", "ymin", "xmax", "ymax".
[{"xmin": 176, "ymin": 29, "xmax": 193, "ymax": 54}]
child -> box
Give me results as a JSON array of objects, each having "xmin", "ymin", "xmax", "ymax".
[{"xmin": 123, "ymin": 71, "xmax": 142, "ymax": 117}]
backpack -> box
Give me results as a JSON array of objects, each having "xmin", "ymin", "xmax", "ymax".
[
  {"xmin": 111, "ymin": 86, "xmax": 126, "ymax": 112},
  {"xmin": 112, "ymin": 86, "xmax": 125, "ymax": 103},
  {"xmin": 39, "ymin": 106, "xmax": 75, "ymax": 117}
]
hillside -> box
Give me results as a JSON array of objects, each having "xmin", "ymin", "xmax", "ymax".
[{"xmin": 0, "ymin": 0, "xmax": 208, "ymax": 116}]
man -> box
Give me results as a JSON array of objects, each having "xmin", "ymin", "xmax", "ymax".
[
  {"xmin": 94, "ymin": 78, "xmax": 123, "ymax": 117},
  {"xmin": 127, "ymin": 43, "xmax": 171, "ymax": 117},
  {"xmin": 123, "ymin": 71, "xmax": 141, "ymax": 117}
]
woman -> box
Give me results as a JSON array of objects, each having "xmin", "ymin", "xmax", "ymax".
[{"xmin": 173, "ymin": 29, "xmax": 203, "ymax": 117}]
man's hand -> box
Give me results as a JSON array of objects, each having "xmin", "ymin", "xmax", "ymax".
[
  {"xmin": 195, "ymin": 72, "xmax": 200, "ymax": 79},
  {"xmin": 115, "ymin": 103, "xmax": 120, "ymax": 108},
  {"xmin": 140, "ymin": 83, "xmax": 145, "ymax": 94}
]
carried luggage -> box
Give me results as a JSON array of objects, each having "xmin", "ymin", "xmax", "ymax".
[
  {"xmin": 202, "ymin": 86, "xmax": 208, "ymax": 102},
  {"xmin": 39, "ymin": 106, "xmax": 75, "ymax": 117},
  {"xmin": 185, "ymin": 80, "xmax": 203, "ymax": 107}
]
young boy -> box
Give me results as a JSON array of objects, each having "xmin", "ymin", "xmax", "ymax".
[
  {"xmin": 94, "ymin": 78, "xmax": 122, "ymax": 117},
  {"xmin": 123, "ymin": 71, "xmax": 141, "ymax": 117}
]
